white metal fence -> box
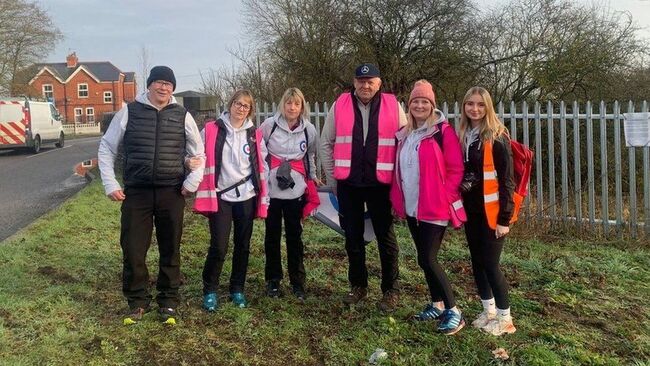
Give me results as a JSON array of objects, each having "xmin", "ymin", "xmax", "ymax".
[
  {"xmin": 218, "ymin": 100, "xmax": 649, "ymax": 239},
  {"xmin": 62, "ymin": 123, "xmax": 101, "ymax": 136}
]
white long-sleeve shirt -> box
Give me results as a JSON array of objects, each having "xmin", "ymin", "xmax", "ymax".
[{"xmin": 97, "ymin": 91, "xmax": 205, "ymax": 195}]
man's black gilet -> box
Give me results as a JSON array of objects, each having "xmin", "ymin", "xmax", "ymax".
[{"xmin": 123, "ymin": 101, "xmax": 186, "ymax": 187}]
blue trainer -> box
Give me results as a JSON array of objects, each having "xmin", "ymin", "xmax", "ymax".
[
  {"xmin": 230, "ymin": 292, "xmax": 247, "ymax": 308},
  {"xmin": 413, "ymin": 303, "xmax": 443, "ymax": 321},
  {"xmin": 437, "ymin": 309, "xmax": 465, "ymax": 335},
  {"xmin": 203, "ymin": 292, "xmax": 218, "ymax": 312}
]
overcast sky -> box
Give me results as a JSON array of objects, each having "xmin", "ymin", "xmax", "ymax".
[{"xmin": 36, "ymin": 0, "xmax": 650, "ymax": 93}]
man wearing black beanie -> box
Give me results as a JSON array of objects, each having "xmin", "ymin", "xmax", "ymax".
[
  {"xmin": 98, "ymin": 65, "xmax": 205, "ymax": 326},
  {"xmin": 146, "ymin": 65, "xmax": 176, "ymax": 91}
]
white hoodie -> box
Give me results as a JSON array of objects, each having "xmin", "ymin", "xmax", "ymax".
[{"xmin": 201, "ymin": 111, "xmax": 269, "ymax": 203}]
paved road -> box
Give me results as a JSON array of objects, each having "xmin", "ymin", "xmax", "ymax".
[{"xmin": 0, "ymin": 136, "xmax": 101, "ymax": 243}]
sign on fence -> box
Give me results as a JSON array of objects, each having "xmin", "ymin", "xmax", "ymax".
[{"xmin": 623, "ymin": 112, "xmax": 650, "ymax": 147}]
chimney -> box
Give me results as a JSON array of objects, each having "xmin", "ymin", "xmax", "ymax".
[{"xmin": 66, "ymin": 52, "xmax": 78, "ymax": 68}]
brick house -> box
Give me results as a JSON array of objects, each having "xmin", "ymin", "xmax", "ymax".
[{"xmin": 26, "ymin": 53, "xmax": 137, "ymax": 123}]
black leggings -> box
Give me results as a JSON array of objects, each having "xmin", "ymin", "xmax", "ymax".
[
  {"xmin": 264, "ymin": 197, "xmax": 306, "ymax": 288},
  {"xmin": 406, "ymin": 217, "xmax": 456, "ymax": 309},
  {"xmin": 202, "ymin": 197, "xmax": 256, "ymax": 295},
  {"xmin": 464, "ymin": 212, "xmax": 510, "ymax": 309}
]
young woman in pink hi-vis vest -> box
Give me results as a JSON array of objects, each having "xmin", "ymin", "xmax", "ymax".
[
  {"xmin": 389, "ymin": 80, "xmax": 467, "ymax": 335},
  {"xmin": 192, "ymin": 90, "xmax": 269, "ymax": 311}
]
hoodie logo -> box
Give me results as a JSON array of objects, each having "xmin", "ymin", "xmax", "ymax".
[
  {"xmin": 299, "ymin": 140, "xmax": 306, "ymax": 152},
  {"xmin": 243, "ymin": 144, "xmax": 251, "ymax": 155}
]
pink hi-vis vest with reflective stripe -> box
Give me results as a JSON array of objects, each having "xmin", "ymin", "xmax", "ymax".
[
  {"xmin": 332, "ymin": 92, "xmax": 399, "ymax": 184},
  {"xmin": 193, "ymin": 121, "xmax": 269, "ymax": 218}
]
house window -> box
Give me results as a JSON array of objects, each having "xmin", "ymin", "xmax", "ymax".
[
  {"xmin": 42, "ymin": 84, "xmax": 53, "ymax": 100},
  {"xmin": 74, "ymin": 108, "xmax": 83, "ymax": 123},
  {"xmin": 86, "ymin": 107, "xmax": 94, "ymax": 123},
  {"xmin": 78, "ymin": 83, "xmax": 88, "ymax": 98},
  {"xmin": 104, "ymin": 91, "xmax": 112, "ymax": 103}
]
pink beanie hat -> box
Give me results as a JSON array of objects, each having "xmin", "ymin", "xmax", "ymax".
[{"xmin": 409, "ymin": 80, "xmax": 436, "ymax": 107}]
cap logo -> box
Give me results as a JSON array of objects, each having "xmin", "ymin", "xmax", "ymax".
[{"xmin": 361, "ymin": 66, "xmax": 370, "ymax": 74}]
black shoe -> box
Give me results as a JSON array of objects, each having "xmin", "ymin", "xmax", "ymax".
[
  {"xmin": 266, "ymin": 280, "xmax": 282, "ymax": 298},
  {"xmin": 158, "ymin": 307, "xmax": 178, "ymax": 325},
  {"xmin": 377, "ymin": 289, "xmax": 399, "ymax": 313},
  {"xmin": 292, "ymin": 285, "xmax": 306, "ymax": 302},
  {"xmin": 342, "ymin": 286, "xmax": 367, "ymax": 305},
  {"xmin": 123, "ymin": 306, "xmax": 149, "ymax": 325}
]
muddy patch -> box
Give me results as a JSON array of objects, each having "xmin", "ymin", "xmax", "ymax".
[{"xmin": 37, "ymin": 265, "xmax": 76, "ymax": 284}]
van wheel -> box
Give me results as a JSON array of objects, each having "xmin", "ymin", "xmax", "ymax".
[
  {"xmin": 55, "ymin": 132, "xmax": 64, "ymax": 148},
  {"xmin": 32, "ymin": 135, "xmax": 41, "ymax": 154}
]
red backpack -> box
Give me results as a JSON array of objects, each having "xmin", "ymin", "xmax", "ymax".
[{"xmin": 508, "ymin": 137, "xmax": 534, "ymax": 222}]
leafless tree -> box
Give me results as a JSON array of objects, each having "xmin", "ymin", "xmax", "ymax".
[
  {"xmin": 138, "ymin": 44, "xmax": 150, "ymax": 93},
  {"xmin": 474, "ymin": 0, "xmax": 647, "ymax": 103},
  {"xmin": 235, "ymin": 0, "xmax": 647, "ymax": 104},
  {"xmin": 243, "ymin": 0, "xmax": 475, "ymax": 102},
  {"xmin": 0, "ymin": 0, "xmax": 62, "ymax": 95}
]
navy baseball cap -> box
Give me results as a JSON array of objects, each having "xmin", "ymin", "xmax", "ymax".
[{"xmin": 355, "ymin": 63, "xmax": 380, "ymax": 78}]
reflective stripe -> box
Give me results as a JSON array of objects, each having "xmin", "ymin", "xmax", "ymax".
[
  {"xmin": 203, "ymin": 166, "xmax": 215, "ymax": 175},
  {"xmin": 378, "ymin": 138, "xmax": 395, "ymax": 146},
  {"xmin": 452, "ymin": 199, "xmax": 463, "ymax": 210},
  {"xmin": 376, "ymin": 162, "xmax": 394, "ymax": 171},
  {"xmin": 335, "ymin": 136, "xmax": 353, "ymax": 144},
  {"xmin": 484, "ymin": 192, "xmax": 499, "ymax": 203},
  {"xmin": 196, "ymin": 190, "xmax": 217, "ymax": 199},
  {"xmin": 335, "ymin": 159, "xmax": 351, "ymax": 167},
  {"xmin": 484, "ymin": 171, "xmax": 497, "ymax": 180}
]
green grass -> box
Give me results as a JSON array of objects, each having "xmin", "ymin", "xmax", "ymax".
[{"xmin": 0, "ymin": 179, "xmax": 648, "ymax": 365}]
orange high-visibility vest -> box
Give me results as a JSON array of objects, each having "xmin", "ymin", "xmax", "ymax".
[{"xmin": 483, "ymin": 141, "xmax": 520, "ymax": 229}]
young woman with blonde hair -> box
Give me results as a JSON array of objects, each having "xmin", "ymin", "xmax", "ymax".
[
  {"xmin": 458, "ymin": 86, "xmax": 516, "ymax": 336},
  {"xmin": 390, "ymin": 80, "xmax": 466, "ymax": 335}
]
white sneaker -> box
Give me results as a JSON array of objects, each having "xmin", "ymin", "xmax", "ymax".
[
  {"xmin": 483, "ymin": 315, "xmax": 516, "ymax": 336},
  {"xmin": 472, "ymin": 310, "xmax": 496, "ymax": 329}
]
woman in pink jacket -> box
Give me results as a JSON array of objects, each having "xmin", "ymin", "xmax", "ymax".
[{"xmin": 390, "ymin": 80, "xmax": 466, "ymax": 335}]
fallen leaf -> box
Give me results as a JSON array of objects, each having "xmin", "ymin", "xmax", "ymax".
[{"xmin": 492, "ymin": 347, "xmax": 509, "ymax": 361}]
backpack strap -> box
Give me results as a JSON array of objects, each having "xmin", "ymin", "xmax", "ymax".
[
  {"xmin": 266, "ymin": 122, "xmax": 279, "ymax": 146},
  {"xmin": 267, "ymin": 120, "xmax": 312, "ymax": 179},
  {"xmin": 303, "ymin": 126, "xmax": 311, "ymax": 179},
  {"xmin": 433, "ymin": 121, "xmax": 446, "ymax": 151}
]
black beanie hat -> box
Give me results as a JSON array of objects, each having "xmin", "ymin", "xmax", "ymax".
[{"xmin": 147, "ymin": 65, "xmax": 176, "ymax": 90}]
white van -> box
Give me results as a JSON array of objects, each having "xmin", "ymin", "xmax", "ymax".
[{"xmin": 0, "ymin": 98, "xmax": 64, "ymax": 153}]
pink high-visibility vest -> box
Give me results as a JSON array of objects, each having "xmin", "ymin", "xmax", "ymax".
[
  {"xmin": 332, "ymin": 92, "xmax": 399, "ymax": 184},
  {"xmin": 193, "ymin": 121, "xmax": 269, "ymax": 218}
]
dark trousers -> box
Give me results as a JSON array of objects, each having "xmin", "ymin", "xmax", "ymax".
[
  {"xmin": 120, "ymin": 186, "xmax": 185, "ymax": 309},
  {"xmin": 264, "ymin": 197, "xmax": 306, "ymax": 288},
  {"xmin": 406, "ymin": 217, "xmax": 456, "ymax": 308},
  {"xmin": 465, "ymin": 212, "xmax": 510, "ymax": 309},
  {"xmin": 202, "ymin": 197, "xmax": 256, "ymax": 294},
  {"xmin": 337, "ymin": 182, "xmax": 399, "ymax": 292}
]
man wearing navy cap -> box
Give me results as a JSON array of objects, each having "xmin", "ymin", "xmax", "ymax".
[
  {"xmin": 98, "ymin": 66, "xmax": 205, "ymax": 325},
  {"xmin": 320, "ymin": 63, "xmax": 407, "ymax": 311}
]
